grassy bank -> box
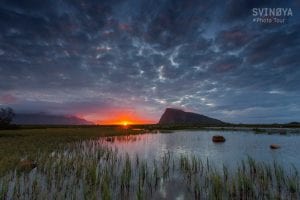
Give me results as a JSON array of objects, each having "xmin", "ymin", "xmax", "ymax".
[
  {"xmin": 0, "ymin": 126, "xmax": 145, "ymax": 176},
  {"xmin": 0, "ymin": 139, "xmax": 299, "ymax": 199}
]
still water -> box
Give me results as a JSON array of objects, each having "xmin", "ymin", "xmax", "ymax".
[{"xmin": 101, "ymin": 130, "xmax": 300, "ymax": 170}]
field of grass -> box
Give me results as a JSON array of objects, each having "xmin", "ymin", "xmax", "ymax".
[
  {"xmin": 0, "ymin": 126, "xmax": 299, "ymax": 199},
  {"xmin": 0, "ymin": 139, "xmax": 299, "ymax": 199},
  {"xmin": 0, "ymin": 126, "xmax": 144, "ymax": 176}
]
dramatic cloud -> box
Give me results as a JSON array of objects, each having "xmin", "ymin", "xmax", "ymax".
[{"xmin": 0, "ymin": 0, "xmax": 299, "ymax": 123}]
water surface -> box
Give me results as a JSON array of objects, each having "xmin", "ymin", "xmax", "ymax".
[{"xmin": 101, "ymin": 130, "xmax": 300, "ymax": 170}]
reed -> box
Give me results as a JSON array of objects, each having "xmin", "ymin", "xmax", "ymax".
[{"xmin": 0, "ymin": 139, "xmax": 299, "ymax": 199}]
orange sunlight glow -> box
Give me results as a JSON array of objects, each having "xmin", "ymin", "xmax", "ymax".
[
  {"xmin": 82, "ymin": 109, "xmax": 154, "ymax": 125},
  {"xmin": 121, "ymin": 121, "xmax": 129, "ymax": 126}
]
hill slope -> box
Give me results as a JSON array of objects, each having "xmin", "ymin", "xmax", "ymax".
[
  {"xmin": 13, "ymin": 113, "xmax": 93, "ymax": 125},
  {"xmin": 158, "ymin": 108, "xmax": 225, "ymax": 125}
]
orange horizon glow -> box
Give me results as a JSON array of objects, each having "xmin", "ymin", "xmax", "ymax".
[
  {"xmin": 95, "ymin": 119, "xmax": 154, "ymax": 125},
  {"xmin": 78, "ymin": 109, "xmax": 156, "ymax": 125}
]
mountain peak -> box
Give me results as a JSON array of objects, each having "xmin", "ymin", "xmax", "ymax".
[{"xmin": 158, "ymin": 108, "xmax": 225, "ymax": 125}]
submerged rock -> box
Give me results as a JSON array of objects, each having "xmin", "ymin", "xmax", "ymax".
[
  {"xmin": 270, "ymin": 144, "xmax": 281, "ymax": 149},
  {"xmin": 212, "ymin": 135, "xmax": 226, "ymax": 143}
]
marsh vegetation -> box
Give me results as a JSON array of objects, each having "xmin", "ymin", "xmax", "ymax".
[
  {"xmin": 0, "ymin": 127, "xmax": 299, "ymax": 199},
  {"xmin": 0, "ymin": 126, "xmax": 144, "ymax": 176},
  {"xmin": 0, "ymin": 139, "xmax": 299, "ymax": 199}
]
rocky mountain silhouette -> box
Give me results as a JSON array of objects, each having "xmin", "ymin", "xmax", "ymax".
[{"xmin": 158, "ymin": 108, "xmax": 225, "ymax": 125}]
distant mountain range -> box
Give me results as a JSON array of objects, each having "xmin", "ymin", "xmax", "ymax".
[
  {"xmin": 13, "ymin": 113, "xmax": 93, "ymax": 125},
  {"xmin": 158, "ymin": 108, "xmax": 225, "ymax": 125}
]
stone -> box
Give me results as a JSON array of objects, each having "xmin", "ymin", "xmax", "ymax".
[
  {"xmin": 212, "ymin": 135, "xmax": 226, "ymax": 143},
  {"xmin": 270, "ymin": 144, "xmax": 280, "ymax": 149}
]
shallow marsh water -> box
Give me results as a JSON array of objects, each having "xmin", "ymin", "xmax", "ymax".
[{"xmin": 100, "ymin": 130, "xmax": 300, "ymax": 171}]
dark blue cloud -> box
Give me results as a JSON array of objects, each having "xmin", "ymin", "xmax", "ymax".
[{"xmin": 0, "ymin": 0, "xmax": 299, "ymax": 123}]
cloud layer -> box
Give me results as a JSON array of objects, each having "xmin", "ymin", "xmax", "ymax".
[{"xmin": 0, "ymin": 0, "xmax": 299, "ymax": 123}]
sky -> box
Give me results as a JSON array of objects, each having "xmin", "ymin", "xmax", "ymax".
[{"xmin": 0, "ymin": 0, "xmax": 300, "ymax": 124}]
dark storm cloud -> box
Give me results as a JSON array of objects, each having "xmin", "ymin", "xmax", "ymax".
[
  {"xmin": 0, "ymin": 0, "xmax": 299, "ymax": 123},
  {"xmin": 244, "ymin": 26, "xmax": 300, "ymax": 65},
  {"xmin": 141, "ymin": 0, "xmax": 217, "ymax": 48},
  {"xmin": 216, "ymin": 25, "xmax": 257, "ymax": 50},
  {"xmin": 223, "ymin": 0, "xmax": 289, "ymax": 22},
  {"xmin": 211, "ymin": 55, "xmax": 243, "ymax": 73}
]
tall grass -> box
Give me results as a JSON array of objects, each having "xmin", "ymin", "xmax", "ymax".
[
  {"xmin": 0, "ymin": 139, "xmax": 299, "ymax": 199},
  {"xmin": 0, "ymin": 126, "xmax": 145, "ymax": 176}
]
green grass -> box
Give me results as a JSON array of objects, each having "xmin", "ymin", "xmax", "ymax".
[{"xmin": 0, "ymin": 126, "xmax": 145, "ymax": 176}]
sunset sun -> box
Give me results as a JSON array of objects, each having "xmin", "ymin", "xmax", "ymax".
[{"xmin": 120, "ymin": 120, "xmax": 132, "ymax": 126}]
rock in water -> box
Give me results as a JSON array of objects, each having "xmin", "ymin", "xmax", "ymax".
[
  {"xmin": 158, "ymin": 108, "xmax": 225, "ymax": 125},
  {"xmin": 270, "ymin": 144, "xmax": 280, "ymax": 149},
  {"xmin": 212, "ymin": 135, "xmax": 226, "ymax": 143}
]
